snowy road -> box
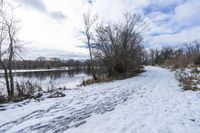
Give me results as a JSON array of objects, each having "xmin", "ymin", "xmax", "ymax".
[{"xmin": 1, "ymin": 66, "xmax": 200, "ymax": 133}]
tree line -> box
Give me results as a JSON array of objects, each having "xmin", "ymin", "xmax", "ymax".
[
  {"xmin": 0, "ymin": 57, "xmax": 90, "ymax": 70},
  {"xmin": 143, "ymin": 40, "xmax": 200, "ymax": 68}
]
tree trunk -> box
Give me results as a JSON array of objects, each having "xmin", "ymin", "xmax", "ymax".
[
  {"xmin": 4, "ymin": 69, "xmax": 10, "ymax": 95},
  {"xmin": 8, "ymin": 66, "xmax": 14, "ymax": 97},
  {"xmin": 4, "ymin": 68, "xmax": 11, "ymax": 97},
  {"xmin": 87, "ymin": 37, "xmax": 97, "ymax": 80},
  {"xmin": 8, "ymin": 31, "xmax": 14, "ymax": 97}
]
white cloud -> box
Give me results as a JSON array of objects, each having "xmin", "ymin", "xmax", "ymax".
[
  {"xmin": 149, "ymin": 26, "xmax": 200, "ymax": 48},
  {"xmin": 145, "ymin": 11, "xmax": 173, "ymax": 35},
  {"xmin": 6, "ymin": 0, "xmax": 200, "ymax": 58},
  {"xmin": 148, "ymin": 11, "xmax": 171, "ymax": 22},
  {"xmin": 145, "ymin": 0, "xmax": 200, "ymax": 48},
  {"xmin": 91, "ymin": 0, "xmax": 149, "ymax": 23},
  {"xmin": 171, "ymin": 0, "xmax": 200, "ymax": 27},
  {"xmin": 9, "ymin": 0, "xmax": 88, "ymax": 59},
  {"xmin": 149, "ymin": 0, "xmax": 184, "ymax": 8},
  {"xmin": 20, "ymin": 0, "xmax": 47, "ymax": 12}
]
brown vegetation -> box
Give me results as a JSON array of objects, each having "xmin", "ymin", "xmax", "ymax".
[
  {"xmin": 144, "ymin": 40, "xmax": 200, "ymax": 68},
  {"xmin": 175, "ymin": 67, "xmax": 200, "ymax": 91},
  {"xmin": 82, "ymin": 68, "xmax": 145, "ymax": 86}
]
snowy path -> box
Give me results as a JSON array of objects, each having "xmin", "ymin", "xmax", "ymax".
[{"xmin": 1, "ymin": 66, "xmax": 200, "ymax": 133}]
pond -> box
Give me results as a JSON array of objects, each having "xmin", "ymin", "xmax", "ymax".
[{"xmin": 0, "ymin": 69, "xmax": 92, "ymax": 95}]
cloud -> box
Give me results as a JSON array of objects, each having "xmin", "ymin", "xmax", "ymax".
[
  {"xmin": 23, "ymin": 47, "xmax": 88, "ymax": 60},
  {"xmin": 143, "ymin": 0, "xmax": 200, "ymax": 49},
  {"xmin": 8, "ymin": 0, "xmax": 200, "ymax": 58},
  {"xmin": 20, "ymin": 0, "xmax": 66, "ymax": 21},
  {"xmin": 151, "ymin": 0, "xmax": 184, "ymax": 7},
  {"xmin": 147, "ymin": 26, "xmax": 200, "ymax": 48},
  {"xmin": 20, "ymin": 0, "xmax": 47, "ymax": 12},
  {"xmin": 171, "ymin": 0, "xmax": 200, "ymax": 27},
  {"xmin": 50, "ymin": 11, "xmax": 67, "ymax": 21},
  {"xmin": 85, "ymin": 0, "xmax": 94, "ymax": 5}
]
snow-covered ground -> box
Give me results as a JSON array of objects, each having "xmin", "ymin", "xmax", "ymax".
[{"xmin": 1, "ymin": 66, "xmax": 200, "ymax": 133}]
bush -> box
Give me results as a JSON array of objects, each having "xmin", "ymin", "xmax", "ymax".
[
  {"xmin": 176, "ymin": 68, "xmax": 200, "ymax": 91},
  {"xmin": 194, "ymin": 56, "xmax": 200, "ymax": 65},
  {"xmin": 13, "ymin": 80, "xmax": 43, "ymax": 102},
  {"xmin": 82, "ymin": 68, "xmax": 145, "ymax": 85},
  {"xmin": 0, "ymin": 95, "xmax": 6, "ymax": 104},
  {"xmin": 48, "ymin": 91, "xmax": 66, "ymax": 98},
  {"xmin": 93, "ymin": 13, "xmax": 146, "ymax": 77}
]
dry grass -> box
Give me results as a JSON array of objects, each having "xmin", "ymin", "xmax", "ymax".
[
  {"xmin": 82, "ymin": 69, "xmax": 145, "ymax": 86},
  {"xmin": 0, "ymin": 81, "xmax": 43, "ymax": 104},
  {"xmin": 175, "ymin": 67, "xmax": 200, "ymax": 91}
]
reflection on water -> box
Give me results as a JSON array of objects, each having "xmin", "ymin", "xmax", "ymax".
[{"xmin": 0, "ymin": 69, "xmax": 92, "ymax": 95}]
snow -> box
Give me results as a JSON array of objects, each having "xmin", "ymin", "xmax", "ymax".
[{"xmin": 1, "ymin": 66, "xmax": 200, "ymax": 133}]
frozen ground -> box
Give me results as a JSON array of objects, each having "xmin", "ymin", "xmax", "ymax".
[{"xmin": 1, "ymin": 66, "xmax": 200, "ymax": 133}]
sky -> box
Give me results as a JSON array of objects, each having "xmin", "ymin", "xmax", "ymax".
[{"xmin": 7, "ymin": 0, "xmax": 200, "ymax": 60}]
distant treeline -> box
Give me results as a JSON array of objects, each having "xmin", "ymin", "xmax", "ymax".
[
  {"xmin": 143, "ymin": 40, "xmax": 200, "ymax": 68},
  {"xmin": 3, "ymin": 40, "xmax": 199, "ymax": 71},
  {"xmin": 0, "ymin": 57, "xmax": 91, "ymax": 70}
]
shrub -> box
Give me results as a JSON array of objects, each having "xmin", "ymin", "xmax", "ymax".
[{"xmin": 14, "ymin": 80, "xmax": 42, "ymax": 101}]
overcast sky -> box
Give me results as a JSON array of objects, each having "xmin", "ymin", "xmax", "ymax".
[{"xmin": 8, "ymin": 0, "xmax": 200, "ymax": 60}]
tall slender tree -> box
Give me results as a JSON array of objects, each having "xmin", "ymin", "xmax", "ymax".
[
  {"xmin": 83, "ymin": 10, "xmax": 98, "ymax": 80},
  {"xmin": 0, "ymin": 0, "xmax": 22, "ymax": 98}
]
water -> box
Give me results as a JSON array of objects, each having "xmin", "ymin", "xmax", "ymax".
[{"xmin": 0, "ymin": 69, "xmax": 92, "ymax": 95}]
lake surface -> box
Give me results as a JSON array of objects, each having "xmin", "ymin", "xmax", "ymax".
[{"xmin": 0, "ymin": 69, "xmax": 92, "ymax": 95}]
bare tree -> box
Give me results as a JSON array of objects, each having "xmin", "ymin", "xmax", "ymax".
[
  {"xmin": 93, "ymin": 13, "xmax": 147, "ymax": 76},
  {"xmin": 83, "ymin": 10, "xmax": 98, "ymax": 79},
  {"xmin": 0, "ymin": 0, "xmax": 22, "ymax": 98},
  {"xmin": 145, "ymin": 40, "xmax": 200, "ymax": 67}
]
